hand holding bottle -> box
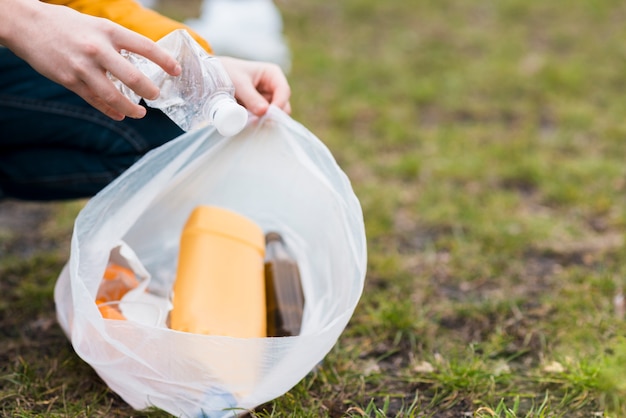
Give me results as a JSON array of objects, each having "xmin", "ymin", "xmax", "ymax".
[
  {"xmin": 0, "ymin": 0, "xmax": 181, "ymax": 121},
  {"xmin": 111, "ymin": 30, "xmax": 251, "ymax": 134},
  {"xmin": 0, "ymin": 1, "xmax": 291, "ymax": 122}
]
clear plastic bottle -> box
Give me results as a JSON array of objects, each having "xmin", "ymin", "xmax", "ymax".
[
  {"xmin": 110, "ymin": 29, "xmax": 248, "ymax": 136},
  {"xmin": 264, "ymin": 232, "xmax": 305, "ymax": 337}
]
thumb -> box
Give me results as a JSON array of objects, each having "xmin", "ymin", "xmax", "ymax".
[{"xmin": 235, "ymin": 83, "xmax": 270, "ymax": 117}]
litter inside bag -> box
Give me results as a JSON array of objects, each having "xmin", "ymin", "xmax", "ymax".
[{"xmin": 54, "ymin": 106, "xmax": 367, "ymax": 417}]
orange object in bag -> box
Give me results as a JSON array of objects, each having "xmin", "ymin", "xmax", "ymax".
[{"xmin": 96, "ymin": 263, "xmax": 140, "ymax": 320}]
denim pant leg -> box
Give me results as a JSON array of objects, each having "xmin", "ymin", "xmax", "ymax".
[{"xmin": 0, "ymin": 48, "xmax": 184, "ymax": 201}]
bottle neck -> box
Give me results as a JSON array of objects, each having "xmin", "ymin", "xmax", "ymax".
[
  {"xmin": 203, "ymin": 92, "xmax": 235, "ymax": 122},
  {"xmin": 265, "ymin": 233, "xmax": 291, "ymax": 261}
]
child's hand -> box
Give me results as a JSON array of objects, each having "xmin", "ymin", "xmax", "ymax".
[
  {"xmin": 0, "ymin": 1, "xmax": 180, "ymax": 121},
  {"xmin": 219, "ymin": 56, "xmax": 291, "ymax": 116}
]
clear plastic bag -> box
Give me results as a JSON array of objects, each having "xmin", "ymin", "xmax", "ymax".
[{"xmin": 54, "ymin": 107, "xmax": 367, "ymax": 417}]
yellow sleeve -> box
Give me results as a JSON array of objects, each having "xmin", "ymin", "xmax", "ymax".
[{"xmin": 43, "ymin": 0, "xmax": 212, "ymax": 53}]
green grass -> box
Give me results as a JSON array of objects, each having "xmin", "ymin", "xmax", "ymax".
[{"xmin": 3, "ymin": 0, "xmax": 626, "ymax": 416}]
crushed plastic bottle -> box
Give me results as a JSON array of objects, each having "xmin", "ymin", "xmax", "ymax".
[{"xmin": 110, "ymin": 29, "xmax": 248, "ymax": 136}]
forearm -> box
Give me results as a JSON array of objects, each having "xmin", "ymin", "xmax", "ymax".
[{"xmin": 42, "ymin": 0, "xmax": 212, "ymax": 52}]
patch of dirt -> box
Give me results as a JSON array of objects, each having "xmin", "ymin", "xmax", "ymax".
[{"xmin": 0, "ymin": 200, "xmax": 57, "ymax": 257}]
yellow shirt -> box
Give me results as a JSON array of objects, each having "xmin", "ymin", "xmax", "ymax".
[{"xmin": 43, "ymin": 0, "xmax": 212, "ymax": 52}]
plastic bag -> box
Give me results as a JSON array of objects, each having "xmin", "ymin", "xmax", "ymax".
[{"xmin": 54, "ymin": 106, "xmax": 367, "ymax": 417}]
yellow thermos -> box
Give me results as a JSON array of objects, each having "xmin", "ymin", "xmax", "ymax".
[{"xmin": 169, "ymin": 205, "xmax": 266, "ymax": 338}]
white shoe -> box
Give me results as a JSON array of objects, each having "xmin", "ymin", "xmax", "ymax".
[{"xmin": 185, "ymin": 0, "xmax": 291, "ymax": 73}]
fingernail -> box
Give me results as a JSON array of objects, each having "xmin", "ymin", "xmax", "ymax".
[
  {"xmin": 134, "ymin": 107, "xmax": 147, "ymax": 119},
  {"xmin": 255, "ymin": 102, "xmax": 268, "ymax": 115}
]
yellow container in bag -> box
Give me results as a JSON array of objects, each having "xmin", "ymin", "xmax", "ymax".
[{"xmin": 170, "ymin": 205, "xmax": 266, "ymax": 338}]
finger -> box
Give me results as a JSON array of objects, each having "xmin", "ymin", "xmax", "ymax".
[
  {"xmin": 269, "ymin": 88, "xmax": 291, "ymax": 111},
  {"xmin": 252, "ymin": 63, "xmax": 290, "ymax": 109},
  {"xmin": 77, "ymin": 68, "xmax": 147, "ymax": 119},
  {"xmin": 235, "ymin": 83, "xmax": 270, "ymax": 116},
  {"xmin": 111, "ymin": 28, "xmax": 181, "ymax": 77},
  {"xmin": 72, "ymin": 83, "xmax": 127, "ymax": 120},
  {"xmin": 264, "ymin": 66, "xmax": 291, "ymax": 110},
  {"xmin": 261, "ymin": 91, "xmax": 290, "ymax": 114},
  {"xmin": 104, "ymin": 52, "xmax": 161, "ymax": 101}
]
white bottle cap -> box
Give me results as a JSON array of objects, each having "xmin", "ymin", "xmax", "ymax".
[{"xmin": 212, "ymin": 99, "xmax": 248, "ymax": 137}]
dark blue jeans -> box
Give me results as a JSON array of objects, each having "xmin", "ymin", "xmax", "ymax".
[{"xmin": 0, "ymin": 48, "xmax": 184, "ymax": 201}]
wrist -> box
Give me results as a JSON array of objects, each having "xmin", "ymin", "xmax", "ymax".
[{"xmin": 0, "ymin": 0, "xmax": 43, "ymax": 49}]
